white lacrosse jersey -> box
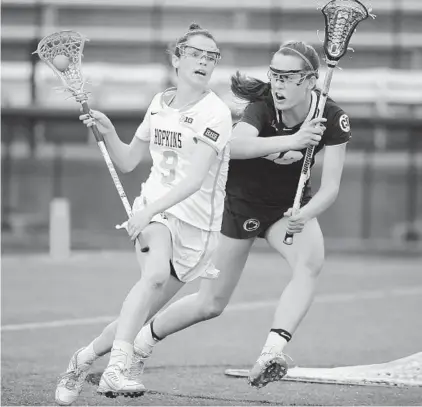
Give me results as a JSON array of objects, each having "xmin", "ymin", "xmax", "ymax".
[{"xmin": 134, "ymin": 89, "xmax": 232, "ymax": 231}]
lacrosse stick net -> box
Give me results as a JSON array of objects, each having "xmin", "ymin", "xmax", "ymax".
[
  {"xmin": 33, "ymin": 30, "xmax": 88, "ymax": 98},
  {"xmin": 283, "ymin": 0, "xmax": 372, "ymax": 245},
  {"xmin": 322, "ymin": 0, "xmax": 370, "ymax": 62},
  {"xmin": 34, "ymin": 30, "xmax": 149, "ymax": 252}
]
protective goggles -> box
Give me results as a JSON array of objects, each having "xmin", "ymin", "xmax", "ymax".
[
  {"xmin": 177, "ymin": 45, "xmax": 221, "ymax": 64},
  {"xmin": 267, "ymin": 67, "xmax": 316, "ymax": 85}
]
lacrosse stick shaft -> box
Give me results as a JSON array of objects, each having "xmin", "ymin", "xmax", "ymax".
[
  {"xmin": 80, "ymin": 102, "xmax": 150, "ymax": 253},
  {"xmin": 283, "ymin": 63, "xmax": 337, "ymax": 246}
]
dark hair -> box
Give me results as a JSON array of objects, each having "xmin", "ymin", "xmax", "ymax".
[
  {"xmin": 231, "ymin": 40, "xmax": 320, "ymax": 103},
  {"xmin": 172, "ymin": 23, "xmax": 217, "ymax": 57},
  {"xmin": 275, "ymin": 41, "xmax": 320, "ymax": 77},
  {"xmin": 231, "ymin": 71, "xmax": 271, "ymax": 103}
]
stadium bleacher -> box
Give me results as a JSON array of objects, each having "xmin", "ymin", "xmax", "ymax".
[
  {"xmin": 1, "ymin": 0, "xmax": 421, "ymax": 245},
  {"xmin": 1, "ymin": 0, "xmax": 422, "ymax": 116}
]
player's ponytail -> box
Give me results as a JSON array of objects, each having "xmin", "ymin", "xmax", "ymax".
[
  {"xmin": 188, "ymin": 23, "xmax": 202, "ymax": 31},
  {"xmin": 231, "ymin": 71, "xmax": 271, "ymax": 103}
]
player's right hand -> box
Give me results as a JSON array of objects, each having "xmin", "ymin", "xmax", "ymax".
[
  {"xmin": 79, "ymin": 109, "xmax": 115, "ymax": 134},
  {"xmin": 290, "ymin": 117, "xmax": 326, "ymax": 150}
]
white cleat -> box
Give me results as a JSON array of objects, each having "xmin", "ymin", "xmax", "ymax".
[
  {"xmin": 55, "ymin": 348, "xmax": 92, "ymax": 406},
  {"xmin": 248, "ymin": 352, "xmax": 289, "ymax": 388},
  {"xmin": 97, "ymin": 364, "xmax": 146, "ymax": 399},
  {"xmin": 127, "ymin": 347, "xmax": 150, "ymax": 383}
]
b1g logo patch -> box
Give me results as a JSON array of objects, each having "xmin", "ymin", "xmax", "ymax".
[
  {"xmin": 339, "ymin": 114, "xmax": 350, "ymax": 132},
  {"xmin": 180, "ymin": 115, "xmax": 193, "ymax": 125},
  {"xmin": 204, "ymin": 127, "xmax": 220, "ymax": 142},
  {"xmin": 243, "ymin": 218, "xmax": 260, "ymax": 232}
]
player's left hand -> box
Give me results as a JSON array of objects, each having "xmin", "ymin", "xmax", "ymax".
[
  {"xmin": 127, "ymin": 209, "xmax": 154, "ymax": 241},
  {"xmin": 284, "ymin": 208, "xmax": 309, "ymax": 234}
]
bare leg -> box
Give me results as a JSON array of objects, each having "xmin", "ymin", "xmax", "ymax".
[
  {"xmin": 112, "ymin": 222, "xmax": 173, "ymax": 344},
  {"xmin": 92, "ymin": 274, "xmax": 184, "ymax": 356},
  {"xmin": 265, "ymin": 217, "xmax": 324, "ymax": 334},
  {"xmin": 248, "ymin": 217, "xmax": 324, "ymax": 388},
  {"xmin": 97, "ymin": 222, "xmax": 181, "ymax": 395},
  {"xmin": 55, "ymin": 224, "xmax": 183, "ymax": 403},
  {"xmin": 141, "ymin": 235, "xmax": 255, "ymax": 341}
]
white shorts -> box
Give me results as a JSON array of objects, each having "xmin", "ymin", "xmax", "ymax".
[{"xmin": 132, "ymin": 195, "xmax": 220, "ymax": 283}]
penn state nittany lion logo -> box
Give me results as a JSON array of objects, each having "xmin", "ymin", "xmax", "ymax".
[
  {"xmin": 339, "ymin": 114, "xmax": 350, "ymax": 132},
  {"xmin": 273, "ymin": 150, "xmax": 303, "ymax": 165},
  {"xmin": 243, "ymin": 218, "xmax": 260, "ymax": 232}
]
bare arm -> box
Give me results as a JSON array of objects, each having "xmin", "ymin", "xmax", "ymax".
[
  {"xmin": 300, "ymin": 143, "xmax": 348, "ymax": 220},
  {"xmin": 230, "ymin": 119, "xmax": 324, "ymax": 160},
  {"xmin": 230, "ymin": 122, "xmax": 293, "ymax": 159},
  {"xmin": 80, "ymin": 110, "xmax": 151, "ymax": 173},
  {"xmin": 103, "ymin": 129, "xmax": 151, "ymax": 173},
  {"xmin": 146, "ymin": 140, "xmax": 217, "ymax": 217}
]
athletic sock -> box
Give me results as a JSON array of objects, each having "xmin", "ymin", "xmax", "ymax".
[
  {"xmin": 262, "ymin": 329, "xmax": 292, "ymax": 355},
  {"xmin": 134, "ymin": 322, "xmax": 161, "ymax": 356},
  {"xmin": 108, "ymin": 340, "xmax": 133, "ymax": 370},
  {"xmin": 76, "ymin": 341, "xmax": 99, "ymax": 365}
]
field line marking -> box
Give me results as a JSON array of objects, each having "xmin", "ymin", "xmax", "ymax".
[
  {"xmin": 1, "ymin": 316, "xmax": 116, "ymax": 332},
  {"xmin": 2, "ymin": 286, "xmax": 422, "ymax": 332}
]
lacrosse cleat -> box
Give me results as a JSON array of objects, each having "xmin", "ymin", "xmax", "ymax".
[
  {"xmin": 97, "ymin": 364, "xmax": 146, "ymax": 399},
  {"xmin": 248, "ymin": 351, "xmax": 289, "ymax": 388},
  {"xmin": 55, "ymin": 348, "xmax": 92, "ymax": 406}
]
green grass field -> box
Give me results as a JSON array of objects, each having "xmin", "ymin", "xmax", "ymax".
[{"xmin": 2, "ymin": 247, "xmax": 422, "ymax": 405}]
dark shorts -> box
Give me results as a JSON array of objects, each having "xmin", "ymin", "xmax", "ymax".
[
  {"xmin": 221, "ymin": 194, "xmax": 311, "ymax": 240},
  {"xmin": 170, "ymin": 261, "xmax": 181, "ymax": 281}
]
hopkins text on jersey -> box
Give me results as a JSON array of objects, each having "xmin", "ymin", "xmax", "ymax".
[{"xmin": 154, "ymin": 129, "xmax": 183, "ymax": 148}]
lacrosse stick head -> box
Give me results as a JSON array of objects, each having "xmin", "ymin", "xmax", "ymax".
[
  {"xmin": 321, "ymin": 0, "xmax": 369, "ymax": 62},
  {"xmin": 33, "ymin": 30, "xmax": 88, "ymax": 100}
]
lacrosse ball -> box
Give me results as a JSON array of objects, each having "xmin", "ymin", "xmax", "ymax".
[{"xmin": 53, "ymin": 54, "xmax": 70, "ymax": 72}]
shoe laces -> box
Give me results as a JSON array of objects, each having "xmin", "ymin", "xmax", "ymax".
[
  {"xmin": 57, "ymin": 351, "xmax": 92, "ymax": 390},
  {"xmin": 128, "ymin": 353, "xmax": 146, "ymax": 381},
  {"xmin": 107, "ymin": 362, "xmax": 131, "ymax": 379},
  {"xmin": 57, "ymin": 368, "xmax": 84, "ymax": 390},
  {"xmin": 260, "ymin": 347, "xmax": 293, "ymax": 364}
]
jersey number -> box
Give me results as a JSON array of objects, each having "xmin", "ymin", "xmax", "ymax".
[{"xmin": 160, "ymin": 150, "xmax": 178, "ymax": 183}]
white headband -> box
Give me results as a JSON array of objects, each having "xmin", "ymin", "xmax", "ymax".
[{"xmin": 279, "ymin": 47, "xmax": 315, "ymax": 71}]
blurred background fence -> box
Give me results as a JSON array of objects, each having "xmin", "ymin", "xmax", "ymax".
[{"xmin": 1, "ymin": 0, "xmax": 422, "ymax": 254}]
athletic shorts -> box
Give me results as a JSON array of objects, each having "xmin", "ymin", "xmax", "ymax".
[
  {"xmin": 221, "ymin": 194, "xmax": 311, "ymax": 240},
  {"xmin": 132, "ymin": 195, "xmax": 220, "ymax": 283}
]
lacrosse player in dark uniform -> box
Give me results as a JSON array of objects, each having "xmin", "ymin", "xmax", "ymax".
[{"xmin": 223, "ymin": 42, "xmax": 351, "ymax": 387}]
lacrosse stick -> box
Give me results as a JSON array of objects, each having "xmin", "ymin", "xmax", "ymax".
[
  {"xmin": 33, "ymin": 30, "xmax": 149, "ymax": 252},
  {"xmin": 283, "ymin": 0, "xmax": 372, "ymax": 245}
]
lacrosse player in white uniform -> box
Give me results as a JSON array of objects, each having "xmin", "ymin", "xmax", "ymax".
[{"xmin": 55, "ymin": 23, "xmax": 232, "ymax": 404}]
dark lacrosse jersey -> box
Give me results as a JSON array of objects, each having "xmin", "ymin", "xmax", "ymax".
[{"xmin": 225, "ymin": 90, "xmax": 351, "ymax": 222}]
